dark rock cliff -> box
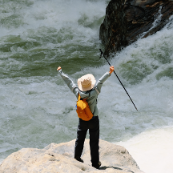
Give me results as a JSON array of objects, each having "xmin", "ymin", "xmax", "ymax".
[{"xmin": 100, "ymin": 0, "xmax": 173, "ymax": 57}]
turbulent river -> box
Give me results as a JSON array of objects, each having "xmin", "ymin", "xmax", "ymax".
[{"xmin": 0, "ymin": 0, "xmax": 173, "ymax": 173}]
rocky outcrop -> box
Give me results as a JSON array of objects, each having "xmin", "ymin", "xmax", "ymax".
[
  {"xmin": 100, "ymin": 0, "xmax": 173, "ymax": 56},
  {"xmin": 0, "ymin": 139, "xmax": 144, "ymax": 173}
]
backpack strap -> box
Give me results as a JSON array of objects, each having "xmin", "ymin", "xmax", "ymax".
[{"xmin": 78, "ymin": 94, "xmax": 81, "ymax": 101}]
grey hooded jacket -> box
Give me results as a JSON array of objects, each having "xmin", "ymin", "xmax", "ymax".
[{"xmin": 58, "ymin": 69, "xmax": 111, "ymax": 116}]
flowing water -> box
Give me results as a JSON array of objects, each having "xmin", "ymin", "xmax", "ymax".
[{"xmin": 0, "ymin": 0, "xmax": 173, "ymax": 172}]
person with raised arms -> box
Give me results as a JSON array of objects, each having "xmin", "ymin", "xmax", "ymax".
[{"xmin": 57, "ymin": 65, "xmax": 114, "ymax": 169}]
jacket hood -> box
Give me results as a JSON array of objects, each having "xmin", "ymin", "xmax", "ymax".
[{"xmin": 78, "ymin": 90, "xmax": 90, "ymax": 99}]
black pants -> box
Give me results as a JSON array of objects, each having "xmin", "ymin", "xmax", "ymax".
[{"xmin": 74, "ymin": 116, "xmax": 99, "ymax": 165}]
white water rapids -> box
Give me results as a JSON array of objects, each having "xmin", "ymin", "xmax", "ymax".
[{"xmin": 0, "ymin": 0, "xmax": 173, "ymax": 172}]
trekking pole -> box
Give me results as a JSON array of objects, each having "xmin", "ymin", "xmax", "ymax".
[{"xmin": 99, "ymin": 49, "xmax": 138, "ymax": 111}]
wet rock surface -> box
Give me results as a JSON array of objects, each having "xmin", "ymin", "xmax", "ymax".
[{"xmin": 100, "ymin": 0, "xmax": 173, "ymax": 56}]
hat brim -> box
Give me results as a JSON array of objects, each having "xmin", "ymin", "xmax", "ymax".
[{"xmin": 77, "ymin": 74, "xmax": 96, "ymax": 91}]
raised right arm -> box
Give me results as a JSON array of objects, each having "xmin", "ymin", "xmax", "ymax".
[{"xmin": 95, "ymin": 66, "xmax": 114, "ymax": 93}]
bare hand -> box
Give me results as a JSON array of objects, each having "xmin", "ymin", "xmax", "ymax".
[
  {"xmin": 109, "ymin": 66, "xmax": 114, "ymax": 74},
  {"xmin": 57, "ymin": 66, "xmax": 61, "ymax": 71}
]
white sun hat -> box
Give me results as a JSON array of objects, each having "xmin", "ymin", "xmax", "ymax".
[{"xmin": 77, "ymin": 74, "xmax": 96, "ymax": 91}]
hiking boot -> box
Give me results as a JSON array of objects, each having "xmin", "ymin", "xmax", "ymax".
[
  {"xmin": 92, "ymin": 161, "xmax": 101, "ymax": 169},
  {"xmin": 75, "ymin": 157, "xmax": 84, "ymax": 163}
]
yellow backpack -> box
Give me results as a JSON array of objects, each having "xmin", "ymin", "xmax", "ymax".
[{"xmin": 76, "ymin": 94, "xmax": 93, "ymax": 121}]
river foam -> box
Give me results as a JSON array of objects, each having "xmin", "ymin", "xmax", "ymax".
[{"xmin": 118, "ymin": 127, "xmax": 173, "ymax": 173}]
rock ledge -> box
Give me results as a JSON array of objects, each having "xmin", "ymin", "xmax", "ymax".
[{"xmin": 0, "ymin": 139, "xmax": 144, "ymax": 173}]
